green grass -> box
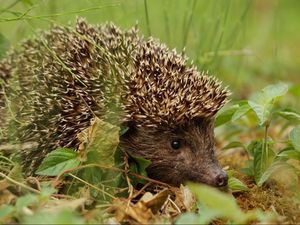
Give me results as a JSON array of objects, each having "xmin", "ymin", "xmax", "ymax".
[{"xmin": 0, "ymin": 0, "xmax": 299, "ymax": 99}]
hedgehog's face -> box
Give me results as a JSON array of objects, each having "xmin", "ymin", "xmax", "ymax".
[{"xmin": 120, "ymin": 118, "xmax": 228, "ymax": 187}]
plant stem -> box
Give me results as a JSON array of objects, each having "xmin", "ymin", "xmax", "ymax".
[
  {"xmin": 0, "ymin": 172, "xmax": 40, "ymax": 194},
  {"xmin": 144, "ymin": 0, "xmax": 151, "ymax": 36},
  {"xmin": 261, "ymin": 121, "xmax": 270, "ymax": 172},
  {"xmin": 181, "ymin": 0, "xmax": 197, "ymax": 50},
  {"xmin": 0, "ymin": 4, "xmax": 119, "ymax": 22}
]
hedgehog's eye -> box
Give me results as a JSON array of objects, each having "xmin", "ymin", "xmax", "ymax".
[{"xmin": 170, "ymin": 139, "xmax": 181, "ymax": 150}]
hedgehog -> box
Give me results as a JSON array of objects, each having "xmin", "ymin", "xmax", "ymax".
[{"xmin": 0, "ymin": 19, "xmax": 230, "ymax": 187}]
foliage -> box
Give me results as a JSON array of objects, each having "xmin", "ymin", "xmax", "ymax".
[
  {"xmin": 35, "ymin": 117, "xmax": 150, "ymax": 201},
  {"xmin": 227, "ymin": 170, "xmax": 250, "ymax": 192},
  {"xmin": 0, "ymin": 185, "xmax": 86, "ymax": 224},
  {"xmin": 217, "ymin": 83, "xmax": 300, "ymax": 186},
  {"xmin": 176, "ymin": 183, "xmax": 275, "ymax": 224},
  {"xmin": 36, "ymin": 148, "xmax": 80, "ymax": 176},
  {"xmin": 1, "ymin": 0, "xmax": 299, "ymax": 93}
]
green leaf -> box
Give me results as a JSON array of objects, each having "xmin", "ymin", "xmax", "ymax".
[
  {"xmin": 222, "ymin": 141, "xmax": 246, "ymax": 150},
  {"xmin": 0, "ymin": 205, "xmax": 14, "ymax": 219},
  {"xmin": 77, "ymin": 118, "xmax": 124, "ymax": 191},
  {"xmin": 36, "ymin": 148, "xmax": 80, "ymax": 176},
  {"xmin": 257, "ymin": 161, "xmax": 292, "ymax": 186},
  {"xmin": 127, "ymin": 152, "xmax": 151, "ymax": 185},
  {"xmin": 246, "ymin": 140, "xmax": 261, "ymax": 157},
  {"xmin": 245, "ymin": 140, "xmax": 275, "ymax": 185},
  {"xmin": 186, "ymin": 183, "xmax": 276, "ymax": 223},
  {"xmin": 248, "ymin": 83, "xmax": 289, "ymax": 125},
  {"xmin": 187, "ymin": 183, "xmax": 244, "ymax": 223},
  {"xmin": 228, "ymin": 176, "xmax": 250, "ymax": 192},
  {"xmin": 175, "ymin": 212, "xmax": 202, "ymax": 224},
  {"xmin": 215, "ymin": 105, "xmax": 239, "ymax": 127},
  {"xmin": 231, "ymin": 102, "xmax": 251, "ymax": 122},
  {"xmin": 23, "ymin": 210, "xmax": 84, "ymax": 224},
  {"xmin": 39, "ymin": 185, "xmax": 57, "ymax": 198},
  {"xmin": 114, "ymin": 147, "xmax": 125, "ymax": 166},
  {"xmin": 80, "ymin": 117, "xmax": 120, "ymax": 166},
  {"xmin": 240, "ymin": 161, "xmax": 254, "ymax": 176},
  {"xmin": 277, "ymin": 149, "xmax": 300, "ymax": 160},
  {"xmin": 80, "ymin": 167, "xmax": 103, "ymax": 185},
  {"xmin": 276, "ymin": 110, "xmax": 300, "ymax": 124},
  {"xmin": 290, "ymin": 125, "xmax": 300, "ymax": 150},
  {"xmin": 248, "ymin": 100, "xmax": 269, "ymax": 126},
  {"xmin": 128, "ymin": 152, "xmax": 151, "ymax": 177},
  {"xmin": 15, "ymin": 194, "xmax": 38, "ymax": 210},
  {"xmin": 177, "ymin": 204, "xmax": 221, "ymax": 224}
]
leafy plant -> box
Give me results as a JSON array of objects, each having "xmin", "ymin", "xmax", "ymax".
[
  {"xmin": 217, "ymin": 83, "xmax": 300, "ymax": 186},
  {"xmin": 176, "ymin": 183, "xmax": 276, "ymax": 224},
  {"xmin": 36, "ymin": 117, "xmax": 151, "ymax": 200},
  {"xmin": 227, "ymin": 170, "xmax": 249, "ymax": 192},
  {"xmin": 36, "ymin": 148, "xmax": 80, "ymax": 176},
  {"xmin": 0, "ymin": 185, "xmax": 60, "ymax": 224}
]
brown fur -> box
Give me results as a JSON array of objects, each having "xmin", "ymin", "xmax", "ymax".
[{"xmin": 121, "ymin": 118, "xmax": 225, "ymax": 186}]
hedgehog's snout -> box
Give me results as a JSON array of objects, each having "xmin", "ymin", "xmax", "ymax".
[
  {"xmin": 214, "ymin": 170, "xmax": 228, "ymax": 187},
  {"xmin": 191, "ymin": 164, "xmax": 228, "ymax": 187}
]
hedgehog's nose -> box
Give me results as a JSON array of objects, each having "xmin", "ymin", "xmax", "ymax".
[{"xmin": 215, "ymin": 171, "xmax": 228, "ymax": 187}]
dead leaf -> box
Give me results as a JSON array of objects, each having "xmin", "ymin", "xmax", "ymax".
[
  {"xmin": 0, "ymin": 179, "xmax": 10, "ymax": 192},
  {"xmin": 127, "ymin": 202, "xmax": 153, "ymax": 224},
  {"xmin": 8, "ymin": 164, "xmax": 24, "ymax": 183},
  {"xmin": 180, "ymin": 185, "xmax": 196, "ymax": 211},
  {"xmin": 108, "ymin": 198, "xmax": 153, "ymax": 224},
  {"xmin": 141, "ymin": 189, "xmax": 170, "ymax": 214},
  {"xmin": 157, "ymin": 185, "xmax": 196, "ymax": 218},
  {"xmin": 77, "ymin": 117, "xmax": 120, "ymax": 166},
  {"xmin": 0, "ymin": 189, "xmax": 16, "ymax": 205}
]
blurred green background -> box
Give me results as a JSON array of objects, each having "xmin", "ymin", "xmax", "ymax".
[{"xmin": 0, "ymin": 0, "xmax": 299, "ymax": 101}]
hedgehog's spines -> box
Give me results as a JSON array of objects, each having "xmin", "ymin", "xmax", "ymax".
[{"xmin": 3, "ymin": 19, "xmax": 230, "ymax": 174}]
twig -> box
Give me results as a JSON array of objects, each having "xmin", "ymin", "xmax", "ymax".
[
  {"xmin": 168, "ymin": 195, "xmax": 181, "ymax": 214},
  {"xmin": 130, "ymin": 182, "xmax": 151, "ymax": 200},
  {"xmin": 54, "ymin": 163, "xmax": 170, "ymax": 188},
  {"xmin": 68, "ymin": 173, "xmax": 116, "ymax": 200},
  {"xmin": 124, "ymin": 152, "xmax": 134, "ymax": 200},
  {"xmin": 0, "ymin": 172, "xmax": 40, "ymax": 194}
]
